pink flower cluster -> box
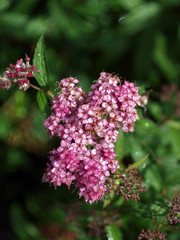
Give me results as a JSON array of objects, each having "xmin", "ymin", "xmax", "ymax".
[
  {"xmin": 43, "ymin": 72, "xmax": 141, "ymax": 204},
  {"xmin": 0, "ymin": 58, "xmax": 40, "ymax": 90}
]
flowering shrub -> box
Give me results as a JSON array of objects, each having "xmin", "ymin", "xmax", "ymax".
[{"xmin": 1, "ymin": 36, "xmax": 180, "ymax": 239}]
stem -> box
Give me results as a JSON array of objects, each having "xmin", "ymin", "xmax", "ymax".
[
  {"xmin": 157, "ymin": 214, "xmax": 170, "ymax": 231},
  {"xmin": 29, "ymin": 83, "xmax": 54, "ymax": 97},
  {"xmin": 152, "ymin": 211, "xmax": 158, "ymax": 229}
]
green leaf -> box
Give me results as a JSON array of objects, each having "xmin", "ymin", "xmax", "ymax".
[
  {"xmin": 0, "ymin": 114, "xmax": 12, "ymax": 140},
  {"xmin": 137, "ymin": 118, "xmax": 155, "ymax": 130},
  {"xmin": 144, "ymin": 164, "xmax": 162, "ymax": 192},
  {"xmin": 114, "ymin": 129, "xmax": 124, "ymax": 163},
  {"xmin": 126, "ymin": 154, "xmax": 149, "ymax": 172},
  {"xmin": 36, "ymin": 91, "xmax": 48, "ymax": 112},
  {"xmin": 33, "ymin": 36, "xmax": 49, "ymax": 86},
  {"xmin": 106, "ymin": 224, "xmax": 123, "ymax": 240},
  {"xmin": 122, "ymin": 3, "xmax": 160, "ymax": 34},
  {"xmin": 128, "ymin": 135, "xmax": 147, "ymax": 162},
  {"xmin": 0, "ymin": 0, "xmax": 11, "ymax": 11},
  {"xmin": 164, "ymin": 225, "xmax": 180, "ymax": 232},
  {"xmin": 152, "ymin": 33, "xmax": 179, "ymax": 82},
  {"xmin": 10, "ymin": 203, "xmax": 43, "ymax": 240},
  {"xmin": 166, "ymin": 120, "xmax": 180, "ymax": 130},
  {"xmin": 103, "ymin": 191, "xmax": 116, "ymax": 209},
  {"xmin": 170, "ymin": 128, "xmax": 180, "ymax": 159}
]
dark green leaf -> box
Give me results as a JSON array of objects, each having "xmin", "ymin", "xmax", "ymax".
[
  {"xmin": 122, "ymin": 3, "xmax": 160, "ymax": 34},
  {"xmin": 152, "ymin": 33, "xmax": 179, "ymax": 82},
  {"xmin": 33, "ymin": 36, "xmax": 49, "ymax": 86}
]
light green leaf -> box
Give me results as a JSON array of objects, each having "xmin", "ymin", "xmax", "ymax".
[
  {"xmin": 106, "ymin": 224, "xmax": 123, "ymax": 240},
  {"xmin": 166, "ymin": 120, "xmax": 180, "ymax": 130},
  {"xmin": 114, "ymin": 129, "xmax": 124, "ymax": 163},
  {"xmin": 36, "ymin": 91, "xmax": 48, "ymax": 112},
  {"xmin": 137, "ymin": 118, "xmax": 155, "ymax": 130},
  {"xmin": 33, "ymin": 36, "xmax": 49, "ymax": 86},
  {"xmin": 126, "ymin": 154, "xmax": 149, "ymax": 172},
  {"xmin": 0, "ymin": 0, "xmax": 11, "ymax": 11}
]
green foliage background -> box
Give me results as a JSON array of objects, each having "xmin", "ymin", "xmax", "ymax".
[{"xmin": 0, "ymin": 0, "xmax": 180, "ymax": 239}]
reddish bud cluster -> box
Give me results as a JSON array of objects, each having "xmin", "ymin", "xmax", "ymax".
[
  {"xmin": 0, "ymin": 58, "xmax": 40, "ymax": 91},
  {"xmin": 138, "ymin": 229, "xmax": 167, "ymax": 240},
  {"xmin": 167, "ymin": 197, "xmax": 180, "ymax": 224},
  {"xmin": 138, "ymin": 197, "xmax": 180, "ymax": 240},
  {"xmin": 106, "ymin": 168, "xmax": 146, "ymax": 201}
]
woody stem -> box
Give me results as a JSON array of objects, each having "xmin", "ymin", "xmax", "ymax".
[{"xmin": 29, "ymin": 83, "xmax": 54, "ymax": 97}]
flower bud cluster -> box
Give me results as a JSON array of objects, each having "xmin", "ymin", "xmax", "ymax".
[
  {"xmin": 43, "ymin": 72, "xmax": 141, "ymax": 204},
  {"xmin": 0, "ymin": 58, "xmax": 40, "ymax": 90},
  {"xmin": 106, "ymin": 168, "xmax": 146, "ymax": 201},
  {"xmin": 138, "ymin": 229, "xmax": 167, "ymax": 240},
  {"xmin": 167, "ymin": 197, "xmax": 180, "ymax": 224},
  {"xmin": 138, "ymin": 197, "xmax": 180, "ymax": 240}
]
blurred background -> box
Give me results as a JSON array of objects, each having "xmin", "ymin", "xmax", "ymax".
[{"xmin": 0, "ymin": 0, "xmax": 180, "ymax": 239}]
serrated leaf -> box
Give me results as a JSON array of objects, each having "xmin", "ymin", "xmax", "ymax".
[
  {"xmin": 106, "ymin": 224, "xmax": 123, "ymax": 240},
  {"xmin": 33, "ymin": 36, "xmax": 49, "ymax": 86},
  {"xmin": 126, "ymin": 154, "xmax": 149, "ymax": 172},
  {"xmin": 36, "ymin": 91, "xmax": 48, "ymax": 112}
]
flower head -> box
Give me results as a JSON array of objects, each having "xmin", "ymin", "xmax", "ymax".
[{"xmin": 43, "ymin": 73, "xmax": 141, "ymax": 203}]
